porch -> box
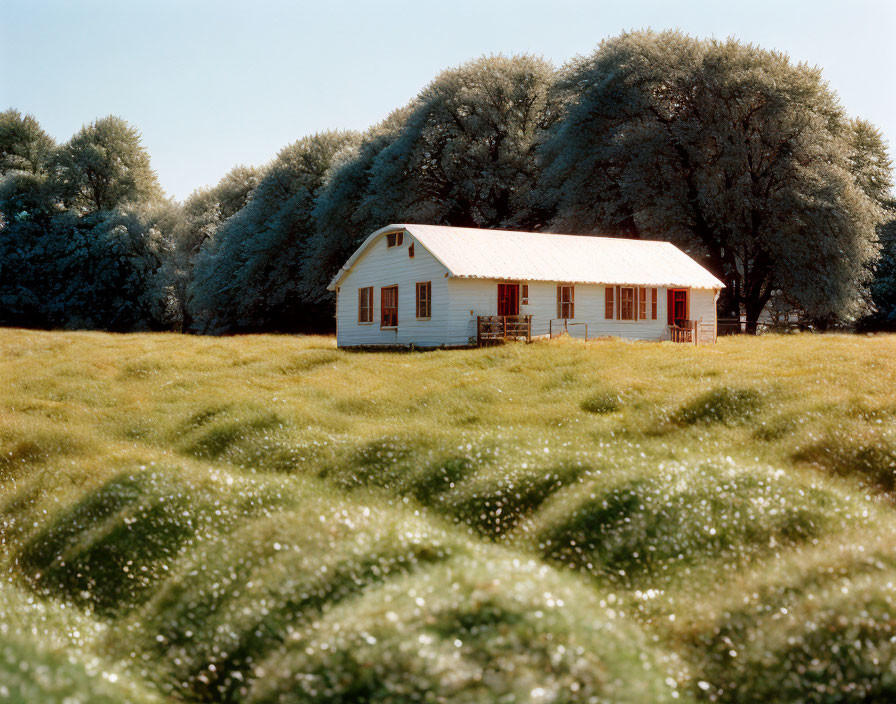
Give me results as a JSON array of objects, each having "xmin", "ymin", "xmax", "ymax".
[{"xmin": 476, "ymin": 315, "xmax": 532, "ymax": 346}]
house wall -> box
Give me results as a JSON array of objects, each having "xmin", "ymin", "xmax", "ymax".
[
  {"xmin": 335, "ymin": 232, "xmax": 453, "ymax": 347},
  {"xmin": 335, "ymin": 237, "xmax": 719, "ymax": 346}
]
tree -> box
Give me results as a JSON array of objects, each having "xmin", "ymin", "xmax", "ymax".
[
  {"xmin": 52, "ymin": 116, "xmax": 162, "ymax": 213},
  {"xmin": 300, "ymin": 54, "xmax": 558, "ymax": 306},
  {"xmin": 864, "ymin": 202, "xmax": 896, "ymax": 329},
  {"xmin": 535, "ymin": 31, "xmax": 886, "ymax": 330},
  {"xmin": 188, "ymin": 131, "xmax": 358, "ymax": 333},
  {"xmin": 0, "ymin": 109, "xmax": 56, "ymax": 175},
  {"xmin": 1, "ymin": 114, "xmax": 174, "ymax": 331}
]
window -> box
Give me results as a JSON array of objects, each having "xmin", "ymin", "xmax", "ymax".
[
  {"xmin": 416, "ymin": 281, "xmax": 431, "ymax": 319},
  {"xmin": 620, "ymin": 287, "xmax": 635, "ymax": 320},
  {"xmin": 381, "ymin": 286, "xmax": 398, "ymax": 327},
  {"xmin": 408, "ymin": 243, "xmax": 415, "ymax": 258},
  {"xmin": 358, "ymin": 286, "xmax": 373, "ymax": 323},
  {"xmin": 605, "ymin": 286, "xmax": 614, "ymax": 319},
  {"xmin": 557, "ymin": 284, "xmax": 575, "ymax": 319},
  {"xmin": 386, "ymin": 231, "xmax": 403, "ymax": 248},
  {"xmin": 651, "ymin": 288, "xmax": 657, "ymax": 319},
  {"xmin": 639, "ymin": 287, "xmax": 647, "ymax": 319},
  {"xmin": 521, "ymin": 284, "xmax": 529, "ymax": 305}
]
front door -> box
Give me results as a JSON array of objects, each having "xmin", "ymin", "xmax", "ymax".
[
  {"xmin": 497, "ymin": 283, "xmax": 519, "ymax": 317},
  {"xmin": 667, "ymin": 289, "xmax": 688, "ymax": 326}
]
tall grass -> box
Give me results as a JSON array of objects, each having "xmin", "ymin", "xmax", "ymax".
[{"xmin": 1, "ymin": 328, "xmax": 895, "ymax": 702}]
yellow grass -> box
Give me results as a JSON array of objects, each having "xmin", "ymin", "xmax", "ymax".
[{"xmin": 1, "ymin": 329, "xmax": 895, "ymax": 703}]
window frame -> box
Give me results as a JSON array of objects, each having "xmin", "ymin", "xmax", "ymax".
[
  {"xmin": 619, "ymin": 286, "xmax": 636, "ymax": 321},
  {"xmin": 605, "ymin": 286, "xmax": 614, "ymax": 319},
  {"xmin": 520, "ymin": 283, "xmax": 529, "ymax": 305},
  {"xmin": 651, "ymin": 287, "xmax": 658, "ymax": 320},
  {"xmin": 358, "ymin": 286, "xmax": 373, "ymax": 324},
  {"xmin": 415, "ymin": 281, "xmax": 431, "ymax": 320},
  {"xmin": 557, "ymin": 284, "xmax": 575, "ymax": 320},
  {"xmin": 385, "ymin": 231, "xmax": 404, "ymax": 248},
  {"xmin": 380, "ymin": 285, "xmax": 398, "ymax": 328},
  {"xmin": 638, "ymin": 287, "xmax": 647, "ymax": 319}
]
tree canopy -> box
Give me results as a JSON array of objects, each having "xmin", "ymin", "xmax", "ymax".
[
  {"xmin": 300, "ymin": 55, "xmax": 558, "ymax": 307},
  {"xmin": 52, "ymin": 116, "xmax": 162, "ymax": 213},
  {"xmin": 534, "ymin": 31, "xmax": 886, "ymax": 328},
  {"xmin": 188, "ymin": 131, "xmax": 358, "ymax": 333}
]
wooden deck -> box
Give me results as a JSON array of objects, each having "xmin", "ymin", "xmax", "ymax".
[{"xmin": 477, "ymin": 315, "xmax": 532, "ymax": 346}]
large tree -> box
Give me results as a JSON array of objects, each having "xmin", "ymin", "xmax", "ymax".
[
  {"xmin": 0, "ymin": 109, "xmax": 56, "ymax": 176},
  {"xmin": 300, "ymin": 54, "xmax": 558, "ymax": 306},
  {"xmin": 52, "ymin": 116, "xmax": 162, "ymax": 213},
  {"xmin": 0, "ymin": 114, "xmax": 175, "ymax": 330},
  {"xmin": 535, "ymin": 31, "xmax": 885, "ymax": 330},
  {"xmin": 188, "ymin": 131, "xmax": 358, "ymax": 333}
]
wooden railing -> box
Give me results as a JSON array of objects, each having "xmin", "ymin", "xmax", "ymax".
[
  {"xmin": 477, "ymin": 315, "xmax": 532, "ymax": 346},
  {"xmin": 670, "ymin": 320, "xmax": 697, "ymax": 344}
]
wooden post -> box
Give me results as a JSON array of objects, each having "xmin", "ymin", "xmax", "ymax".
[
  {"xmin": 477, "ymin": 316, "xmax": 482, "ymax": 347},
  {"xmin": 527, "ymin": 315, "xmax": 532, "ymax": 342},
  {"xmin": 693, "ymin": 320, "xmax": 698, "ymax": 346}
]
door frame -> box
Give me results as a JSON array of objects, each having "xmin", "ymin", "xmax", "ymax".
[
  {"xmin": 667, "ymin": 288, "xmax": 689, "ymax": 326},
  {"xmin": 497, "ymin": 282, "xmax": 520, "ymax": 317}
]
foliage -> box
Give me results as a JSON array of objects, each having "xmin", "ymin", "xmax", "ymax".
[
  {"xmin": 535, "ymin": 30, "xmax": 886, "ymax": 328},
  {"xmin": 0, "ymin": 109, "xmax": 56, "ymax": 175},
  {"xmin": 301, "ymin": 55, "xmax": 558, "ymax": 305},
  {"xmin": 188, "ymin": 131, "xmax": 358, "ymax": 333},
  {"xmin": 51, "ymin": 116, "xmax": 162, "ymax": 213}
]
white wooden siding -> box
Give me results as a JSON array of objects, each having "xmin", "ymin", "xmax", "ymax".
[
  {"xmin": 335, "ymin": 235, "xmax": 718, "ymax": 347},
  {"xmin": 335, "ymin": 233, "xmax": 452, "ymax": 347}
]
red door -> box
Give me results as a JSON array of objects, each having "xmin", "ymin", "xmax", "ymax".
[
  {"xmin": 667, "ymin": 289, "xmax": 688, "ymax": 326},
  {"xmin": 497, "ymin": 284, "xmax": 519, "ymax": 317}
]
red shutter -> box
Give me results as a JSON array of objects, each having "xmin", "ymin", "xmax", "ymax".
[{"xmin": 651, "ymin": 288, "xmax": 657, "ymax": 320}]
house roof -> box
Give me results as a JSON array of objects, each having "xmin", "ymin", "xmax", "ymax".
[{"xmin": 327, "ymin": 224, "xmax": 726, "ymax": 290}]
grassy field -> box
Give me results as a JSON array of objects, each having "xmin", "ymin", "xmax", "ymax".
[{"xmin": 1, "ymin": 328, "xmax": 895, "ymax": 703}]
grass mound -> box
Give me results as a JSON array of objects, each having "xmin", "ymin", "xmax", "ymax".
[
  {"xmin": 119, "ymin": 500, "xmax": 456, "ymax": 701},
  {"xmin": 529, "ymin": 462, "xmax": 858, "ymax": 586},
  {"xmin": 441, "ymin": 462, "xmax": 586, "ymax": 536},
  {"xmin": 247, "ymin": 555, "xmax": 684, "ymax": 704},
  {"xmin": 678, "ymin": 536, "xmax": 896, "ymax": 703},
  {"xmin": 580, "ymin": 391, "xmax": 621, "ymax": 414},
  {"xmin": 673, "ymin": 387, "xmax": 764, "ymax": 425},
  {"xmin": 16, "ymin": 467, "xmax": 287, "ymax": 614},
  {"xmin": 794, "ymin": 427, "xmax": 896, "ymax": 492}
]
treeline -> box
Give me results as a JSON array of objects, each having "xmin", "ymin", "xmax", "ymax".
[{"xmin": 1, "ymin": 30, "xmax": 894, "ymax": 334}]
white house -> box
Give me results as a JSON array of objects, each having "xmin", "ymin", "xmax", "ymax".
[{"xmin": 327, "ymin": 224, "xmax": 725, "ymax": 348}]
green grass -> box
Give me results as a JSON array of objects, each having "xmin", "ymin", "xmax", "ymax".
[{"xmin": 1, "ymin": 329, "xmax": 895, "ymax": 702}]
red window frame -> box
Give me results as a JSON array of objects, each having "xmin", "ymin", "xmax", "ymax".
[
  {"xmin": 358, "ymin": 286, "xmax": 373, "ymax": 323},
  {"xmin": 605, "ymin": 287, "xmax": 614, "ymax": 319},
  {"xmin": 521, "ymin": 284, "xmax": 529, "ymax": 305},
  {"xmin": 381, "ymin": 285, "xmax": 398, "ymax": 328},
  {"xmin": 651, "ymin": 287, "xmax": 658, "ymax": 320},
  {"xmin": 557, "ymin": 284, "xmax": 575, "ymax": 319},
  {"xmin": 619, "ymin": 287, "xmax": 635, "ymax": 320},
  {"xmin": 416, "ymin": 281, "xmax": 431, "ymax": 319},
  {"xmin": 638, "ymin": 287, "xmax": 647, "ymax": 319}
]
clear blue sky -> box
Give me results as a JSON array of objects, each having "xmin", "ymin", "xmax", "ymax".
[{"xmin": 2, "ymin": 0, "xmax": 894, "ymax": 201}]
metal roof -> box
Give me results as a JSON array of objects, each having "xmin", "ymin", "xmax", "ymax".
[{"xmin": 328, "ymin": 224, "xmax": 726, "ymax": 290}]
